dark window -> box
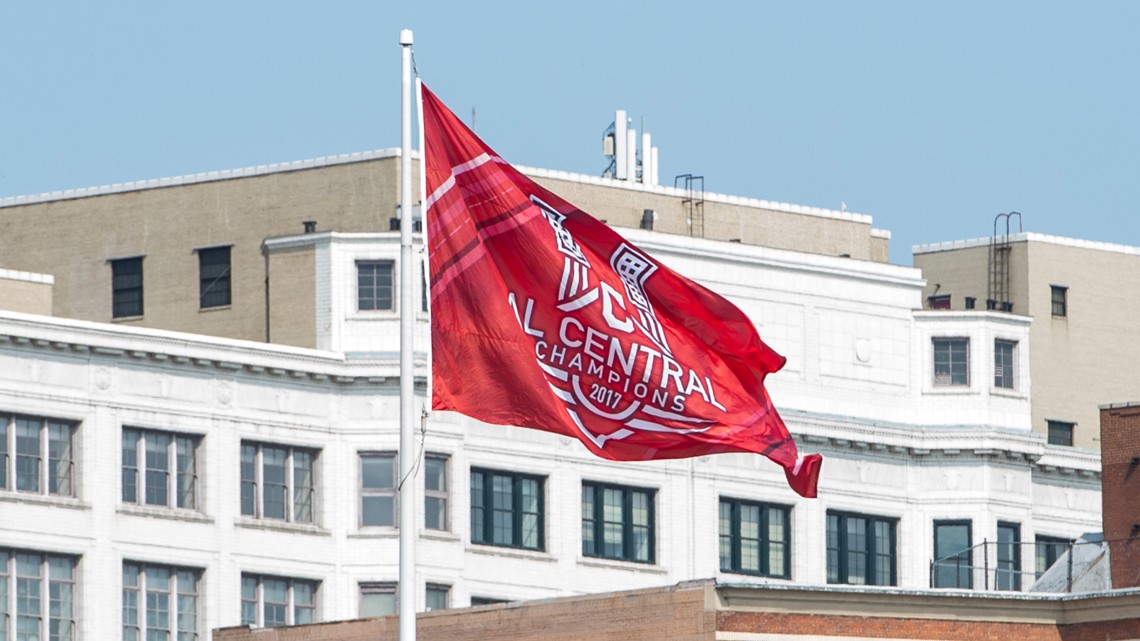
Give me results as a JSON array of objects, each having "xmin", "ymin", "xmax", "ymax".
[
  {"xmin": 241, "ymin": 574, "xmax": 316, "ymax": 627},
  {"xmin": 933, "ymin": 337, "xmax": 969, "ymax": 386},
  {"xmin": 122, "ymin": 428, "xmax": 198, "ymax": 509},
  {"xmin": 421, "ymin": 261, "xmax": 429, "ymax": 312},
  {"xmin": 361, "ymin": 453, "xmax": 397, "ymax": 527},
  {"xmin": 240, "ymin": 442, "xmax": 316, "ymax": 523},
  {"xmin": 1051, "ymin": 285, "xmax": 1067, "ymax": 317},
  {"xmin": 719, "ymin": 498, "xmax": 790, "ymax": 578},
  {"xmin": 198, "ymin": 245, "xmax": 232, "ymax": 308},
  {"xmin": 122, "ymin": 562, "xmax": 200, "ymax": 641},
  {"xmin": 359, "ymin": 582, "xmax": 396, "ymax": 617},
  {"xmin": 1, "ymin": 415, "xmax": 75, "ymax": 496},
  {"xmin": 425, "ymin": 584, "xmax": 450, "ymax": 611},
  {"xmin": 358, "ymin": 261, "xmax": 395, "ymax": 311},
  {"xmin": 827, "ymin": 511, "xmax": 896, "ymax": 585},
  {"xmin": 470, "ymin": 596, "xmax": 510, "ymax": 607},
  {"xmin": 994, "ymin": 340, "xmax": 1016, "ymax": 389},
  {"xmin": 424, "ymin": 455, "xmax": 448, "ymax": 530},
  {"xmin": 471, "ymin": 468, "xmax": 544, "ymax": 550},
  {"xmin": 964, "ymin": 296, "xmax": 976, "ymax": 309},
  {"xmin": 996, "ymin": 522, "xmax": 1021, "ymax": 591},
  {"xmin": 928, "ymin": 294, "xmax": 951, "ymax": 310},
  {"xmin": 1047, "ymin": 420, "xmax": 1075, "ymax": 447},
  {"xmin": 1035, "ymin": 535, "xmax": 1072, "ymax": 578},
  {"xmin": 112, "ymin": 256, "xmax": 144, "ymax": 318},
  {"xmin": 933, "ymin": 520, "xmax": 973, "ymax": 588},
  {"xmin": 582, "ymin": 482, "xmax": 655, "ymax": 563}
]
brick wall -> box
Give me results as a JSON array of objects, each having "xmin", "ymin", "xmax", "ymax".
[
  {"xmin": 214, "ymin": 580, "xmax": 715, "ymax": 641},
  {"xmin": 1100, "ymin": 403, "xmax": 1140, "ymax": 589}
]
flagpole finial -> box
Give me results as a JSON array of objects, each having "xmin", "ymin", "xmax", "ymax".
[{"xmin": 400, "ymin": 29, "xmax": 413, "ymax": 45}]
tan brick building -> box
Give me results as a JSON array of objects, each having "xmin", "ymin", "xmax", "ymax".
[
  {"xmin": 213, "ymin": 579, "xmax": 1140, "ymax": 641},
  {"xmin": 915, "ymin": 234, "xmax": 1140, "ymax": 450},
  {"xmin": 0, "ymin": 151, "xmax": 888, "ymax": 348}
]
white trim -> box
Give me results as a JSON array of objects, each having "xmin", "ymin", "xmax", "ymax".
[{"xmin": 914, "ymin": 231, "xmax": 1140, "ymax": 257}]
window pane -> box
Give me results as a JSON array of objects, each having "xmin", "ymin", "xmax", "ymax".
[
  {"xmin": 263, "ymin": 579, "xmax": 288, "ymax": 627},
  {"xmin": 934, "ymin": 522, "xmax": 972, "ymax": 588},
  {"xmin": 175, "ymin": 437, "xmax": 196, "ymax": 510},
  {"xmin": 521, "ymin": 478, "xmax": 540, "ymax": 549},
  {"xmin": 582, "ymin": 486, "xmax": 596, "ymax": 557},
  {"xmin": 240, "ymin": 577, "xmax": 258, "ymax": 626},
  {"xmin": 293, "ymin": 451, "xmax": 314, "ymax": 523},
  {"xmin": 491, "ymin": 475, "xmax": 514, "ymax": 546},
  {"xmin": 426, "ymin": 586, "xmax": 448, "ymax": 612},
  {"xmin": 240, "ymin": 445, "xmax": 257, "ymax": 516},
  {"xmin": 718, "ymin": 501, "xmax": 732, "ymax": 572},
  {"xmin": 361, "ymin": 456, "xmax": 394, "ymax": 489},
  {"xmin": 362, "ymin": 496, "xmax": 395, "ymax": 527},
  {"xmin": 145, "ymin": 433, "xmax": 171, "ymax": 506},
  {"xmin": 361, "ymin": 589, "xmax": 396, "ymax": 617},
  {"xmin": 15, "ymin": 418, "xmax": 41, "ymax": 492},
  {"xmin": 47, "ymin": 423, "xmax": 72, "ymax": 496},
  {"xmin": 470, "ymin": 472, "xmax": 485, "ymax": 544},
  {"xmin": 994, "ymin": 340, "xmax": 1015, "ymax": 389},
  {"xmin": 358, "ymin": 262, "xmax": 394, "ymax": 311},
  {"xmin": 198, "ymin": 246, "xmax": 232, "ymax": 308},
  {"xmin": 123, "ymin": 430, "xmax": 139, "ymax": 503},
  {"xmin": 262, "ymin": 447, "xmax": 287, "ymax": 520},
  {"xmin": 112, "ymin": 257, "xmax": 144, "ymax": 318}
]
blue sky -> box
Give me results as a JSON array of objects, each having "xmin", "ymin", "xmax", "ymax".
[{"xmin": 2, "ymin": 1, "xmax": 1137, "ymax": 265}]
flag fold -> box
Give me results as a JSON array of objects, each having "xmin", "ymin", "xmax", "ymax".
[{"xmin": 422, "ymin": 84, "xmax": 820, "ymax": 498}]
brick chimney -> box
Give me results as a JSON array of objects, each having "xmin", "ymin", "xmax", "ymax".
[{"xmin": 1100, "ymin": 403, "xmax": 1140, "ymax": 589}]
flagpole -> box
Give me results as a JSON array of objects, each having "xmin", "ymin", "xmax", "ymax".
[{"xmin": 398, "ymin": 27, "xmax": 417, "ymax": 641}]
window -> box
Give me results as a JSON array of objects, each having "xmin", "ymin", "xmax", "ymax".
[
  {"xmin": 933, "ymin": 337, "xmax": 969, "ymax": 386},
  {"xmin": 719, "ymin": 498, "xmax": 790, "ymax": 578},
  {"xmin": 241, "ymin": 574, "xmax": 316, "ymax": 627},
  {"xmin": 933, "ymin": 520, "xmax": 973, "ymax": 588},
  {"xmin": 198, "ymin": 245, "xmax": 232, "ymax": 308},
  {"xmin": 240, "ymin": 442, "xmax": 316, "ymax": 524},
  {"xmin": 1035, "ymin": 535, "xmax": 1072, "ymax": 578},
  {"xmin": 927, "ymin": 294, "xmax": 951, "ymax": 310},
  {"xmin": 1, "ymin": 549, "xmax": 76, "ymax": 641},
  {"xmin": 581, "ymin": 482, "xmax": 655, "ymax": 563},
  {"xmin": 112, "ymin": 256, "xmax": 144, "ymax": 318},
  {"xmin": 1, "ymin": 414, "xmax": 75, "ymax": 497},
  {"xmin": 123, "ymin": 562, "xmax": 200, "ymax": 641},
  {"xmin": 996, "ymin": 522, "xmax": 1021, "ymax": 591},
  {"xmin": 361, "ymin": 453, "xmax": 397, "ymax": 527},
  {"xmin": 425, "ymin": 584, "xmax": 449, "ymax": 611},
  {"xmin": 424, "ymin": 455, "xmax": 448, "ymax": 530},
  {"xmin": 470, "ymin": 596, "xmax": 510, "ymax": 607},
  {"xmin": 358, "ymin": 261, "xmax": 395, "ymax": 311},
  {"xmin": 470, "ymin": 468, "xmax": 544, "ymax": 551},
  {"xmin": 827, "ymin": 512, "xmax": 896, "ymax": 585},
  {"xmin": 994, "ymin": 340, "xmax": 1016, "ymax": 389},
  {"xmin": 359, "ymin": 582, "xmax": 396, "ymax": 617},
  {"xmin": 1051, "ymin": 285, "xmax": 1067, "ymax": 317},
  {"xmin": 122, "ymin": 428, "xmax": 198, "ymax": 509},
  {"xmin": 1047, "ymin": 420, "xmax": 1075, "ymax": 447},
  {"xmin": 421, "ymin": 261, "xmax": 429, "ymax": 313}
]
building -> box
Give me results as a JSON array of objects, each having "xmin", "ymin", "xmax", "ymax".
[
  {"xmin": 211, "ymin": 579, "xmax": 1140, "ymax": 641},
  {"xmin": 914, "ymin": 232, "xmax": 1140, "ymax": 450},
  {"xmin": 0, "ymin": 214, "xmax": 1103, "ymax": 640}
]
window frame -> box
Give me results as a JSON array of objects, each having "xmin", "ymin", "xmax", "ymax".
[
  {"xmin": 826, "ymin": 510, "xmax": 897, "ymax": 586},
  {"xmin": 240, "ymin": 442, "xmax": 317, "ymax": 524},
  {"xmin": 359, "ymin": 581, "xmax": 397, "ymax": 617},
  {"xmin": 111, "ymin": 255, "xmax": 145, "ymax": 319},
  {"xmin": 122, "ymin": 427, "xmax": 199, "ymax": 510},
  {"xmin": 424, "ymin": 454, "xmax": 449, "ymax": 531},
  {"xmin": 581, "ymin": 481, "xmax": 656, "ymax": 564},
  {"xmin": 241, "ymin": 573, "xmax": 317, "ymax": 628},
  {"xmin": 196, "ymin": 245, "xmax": 233, "ymax": 309},
  {"xmin": 932, "ymin": 519, "xmax": 973, "ymax": 588},
  {"xmin": 1051, "ymin": 285, "xmax": 1068, "ymax": 317},
  {"xmin": 1035, "ymin": 535, "xmax": 1072, "ymax": 579},
  {"xmin": 360, "ymin": 452, "xmax": 398, "ymax": 528},
  {"xmin": 470, "ymin": 467, "xmax": 545, "ymax": 551},
  {"xmin": 1, "ymin": 414, "xmax": 76, "ymax": 497},
  {"xmin": 1, "ymin": 548, "xmax": 77, "ymax": 641},
  {"xmin": 1046, "ymin": 420, "xmax": 1075, "ymax": 447},
  {"xmin": 718, "ymin": 497, "xmax": 791, "ymax": 578},
  {"xmin": 993, "ymin": 339, "xmax": 1017, "ymax": 390},
  {"xmin": 932, "ymin": 337, "xmax": 970, "ymax": 387},
  {"xmin": 996, "ymin": 521, "xmax": 1021, "ymax": 591},
  {"xmin": 425, "ymin": 583, "xmax": 450, "ymax": 612},
  {"xmin": 357, "ymin": 260, "xmax": 396, "ymax": 312},
  {"xmin": 122, "ymin": 561, "xmax": 201, "ymax": 641}
]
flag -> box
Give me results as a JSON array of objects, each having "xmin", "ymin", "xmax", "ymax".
[{"xmin": 421, "ymin": 84, "xmax": 821, "ymax": 498}]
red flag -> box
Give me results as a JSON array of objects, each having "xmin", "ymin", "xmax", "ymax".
[{"xmin": 422, "ymin": 84, "xmax": 821, "ymax": 498}]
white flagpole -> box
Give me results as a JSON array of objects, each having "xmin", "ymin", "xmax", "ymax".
[{"xmin": 398, "ymin": 27, "xmax": 417, "ymax": 641}]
